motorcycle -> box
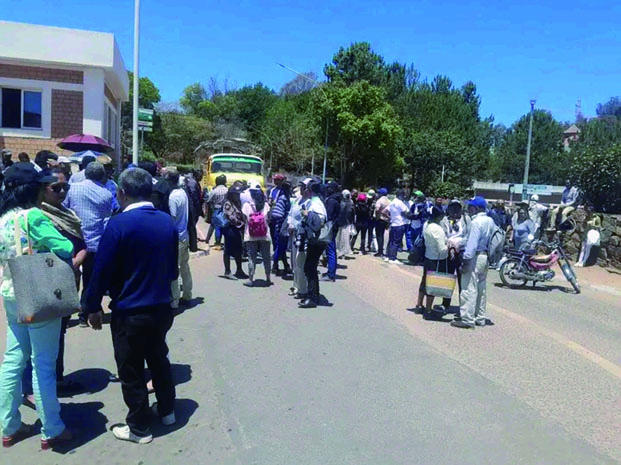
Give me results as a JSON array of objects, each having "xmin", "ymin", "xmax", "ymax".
[{"xmin": 498, "ymin": 235, "xmax": 581, "ymax": 294}]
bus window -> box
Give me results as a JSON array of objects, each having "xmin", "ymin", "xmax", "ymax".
[{"xmin": 212, "ymin": 160, "xmax": 262, "ymax": 174}]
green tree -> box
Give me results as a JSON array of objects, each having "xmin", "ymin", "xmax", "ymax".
[
  {"xmin": 146, "ymin": 112, "xmax": 213, "ymax": 163},
  {"xmin": 121, "ymin": 72, "xmax": 161, "ymax": 156},
  {"xmin": 233, "ymin": 83, "xmax": 278, "ymax": 129},
  {"xmin": 317, "ymin": 81, "xmax": 403, "ymax": 185},
  {"xmin": 324, "ymin": 42, "xmax": 388, "ymax": 87},
  {"xmin": 180, "ymin": 83, "xmax": 208, "ymax": 116},
  {"xmin": 494, "ymin": 110, "xmax": 565, "ymax": 185},
  {"xmin": 572, "ymin": 144, "xmax": 621, "ymax": 213},
  {"xmin": 596, "ymin": 96, "xmax": 621, "ymax": 119}
]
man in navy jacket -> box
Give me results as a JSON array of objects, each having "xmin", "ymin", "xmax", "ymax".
[{"xmin": 86, "ymin": 168, "xmax": 178, "ymax": 444}]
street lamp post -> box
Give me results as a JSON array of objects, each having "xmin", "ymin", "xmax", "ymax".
[
  {"xmin": 522, "ymin": 99, "xmax": 536, "ymax": 200},
  {"xmin": 276, "ymin": 62, "xmax": 329, "ymax": 183},
  {"xmin": 132, "ymin": 0, "xmax": 141, "ymax": 165}
]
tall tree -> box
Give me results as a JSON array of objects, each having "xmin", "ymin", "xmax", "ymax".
[
  {"xmin": 324, "ymin": 42, "xmax": 388, "ymax": 87},
  {"xmin": 596, "ymin": 96, "xmax": 621, "ymax": 119},
  {"xmin": 494, "ymin": 110, "xmax": 565, "ymax": 185}
]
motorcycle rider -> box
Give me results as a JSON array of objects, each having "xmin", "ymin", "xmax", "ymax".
[{"xmin": 452, "ymin": 196, "xmax": 496, "ymax": 329}]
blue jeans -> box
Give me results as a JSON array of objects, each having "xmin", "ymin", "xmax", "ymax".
[
  {"xmin": 405, "ymin": 225, "xmax": 413, "ymax": 251},
  {"xmin": 0, "ymin": 299, "xmax": 65, "ymax": 439},
  {"xmin": 270, "ymin": 219, "xmax": 287, "ymax": 269},
  {"xmin": 387, "ymin": 225, "xmax": 406, "ymax": 260},
  {"xmin": 325, "ymin": 230, "xmax": 338, "ymax": 279}
]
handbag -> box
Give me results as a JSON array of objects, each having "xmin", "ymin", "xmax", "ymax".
[
  {"xmin": 8, "ymin": 211, "xmax": 80, "ymax": 324},
  {"xmin": 425, "ymin": 259, "xmax": 457, "ymax": 299},
  {"xmin": 314, "ymin": 220, "xmax": 334, "ymax": 244},
  {"xmin": 211, "ymin": 209, "xmax": 230, "ymax": 230}
]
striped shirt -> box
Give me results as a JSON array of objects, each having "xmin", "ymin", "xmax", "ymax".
[
  {"xmin": 63, "ymin": 180, "xmax": 113, "ymax": 252},
  {"xmin": 206, "ymin": 185, "xmax": 228, "ymax": 210}
]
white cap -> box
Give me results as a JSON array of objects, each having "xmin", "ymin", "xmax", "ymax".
[{"xmin": 531, "ymin": 194, "xmax": 539, "ymax": 202}]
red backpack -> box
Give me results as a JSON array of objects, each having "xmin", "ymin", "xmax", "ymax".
[{"xmin": 248, "ymin": 208, "xmax": 268, "ymax": 237}]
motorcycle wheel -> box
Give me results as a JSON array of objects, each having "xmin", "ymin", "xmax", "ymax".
[
  {"xmin": 560, "ymin": 260, "xmax": 581, "ymax": 294},
  {"xmin": 499, "ymin": 259, "xmax": 528, "ymax": 288}
]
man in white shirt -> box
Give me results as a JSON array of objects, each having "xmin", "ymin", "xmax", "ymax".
[
  {"xmin": 163, "ymin": 168, "xmax": 193, "ymax": 309},
  {"xmin": 452, "ymin": 196, "xmax": 496, "ymax": 329},
  {"xmin": 385, "ymin": 189, "xmax": 410, "ymax": 264}
]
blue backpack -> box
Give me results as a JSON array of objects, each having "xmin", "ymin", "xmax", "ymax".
[{"xmin": 211, "ymin": 209, "xmax": 230, "ymax": 230}]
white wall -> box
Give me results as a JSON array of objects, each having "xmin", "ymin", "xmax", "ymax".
[{"xmin": 82, "ymin": 69, "xmax": 105, "ymax": 137}]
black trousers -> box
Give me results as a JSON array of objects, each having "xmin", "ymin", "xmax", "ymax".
[
  {"xmin": 111, "ymin": 307, "xmax": 176, "ymax": 436},
  {"xmin": 188, "ymin": 212, "xmax": 199, "ymax": 252},
  {"xmin": 79, "ymin": 252, "xmax": 96, "ymax": 321},
  {"xmin": 375, "ymin": 222, "xmax": 388, "ymax": 256},
  {"xmin": 304, "ymin": 242, "xmax": 327, "ymax": 303}
]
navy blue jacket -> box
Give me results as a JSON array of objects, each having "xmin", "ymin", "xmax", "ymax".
[
  {"xmin": 85, "ymin": 205, "xmax": 179, "ymax": 315},
  {"xmin": 325, "ymin": 193, "xmax": 341, "ymax": 222}
]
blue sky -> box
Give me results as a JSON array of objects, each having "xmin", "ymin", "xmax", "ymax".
[{"xmin": 5, "ymin": 0, "xmax": 620, "ymax": 125}]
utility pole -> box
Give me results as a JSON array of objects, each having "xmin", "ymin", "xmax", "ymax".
[
  {"xmin": 131, "ymin": 0, "xmax": 141, "ymax": 165},
  {"xmin": 522, "ymin": 99, "xmax": 535, "ymax": 200}
]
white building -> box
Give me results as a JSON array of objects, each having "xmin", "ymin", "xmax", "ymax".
[{"xmin": 0, "ymin": 21, "xmax": 129, "ymax": 162}]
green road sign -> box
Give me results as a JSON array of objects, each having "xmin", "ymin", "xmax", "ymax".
[{"xmin": 138, "ymin": 108, "xmax": 154, "ymax": 123}]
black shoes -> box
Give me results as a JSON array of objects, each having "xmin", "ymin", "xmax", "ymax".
[
  {"xmin": 450, "ymin": 320, "xmax": 474, "ymax": 329},
  {"xmin": 298, "ymin": 299, "xmax": 317, "ymax": 308},
  {"xmin": 234, "ymin": 270, "xmax": 249, "ymax": 279}
]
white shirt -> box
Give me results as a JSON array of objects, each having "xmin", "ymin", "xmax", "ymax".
[
  {"xmin": 389, "ymin": 198, "xmax": 409, "ymax": 227},
  {"xmin": 423, "ymin": 222, "xmax": 448, "ymax": 260},
  {"xmin": 169, "ymin": 188, "xmax": 189, "ymax": 242},
  {"xmin": 301, "ymin": 196, "xmax": 327, "ymax": 222}
]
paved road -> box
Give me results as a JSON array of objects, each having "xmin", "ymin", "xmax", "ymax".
[{"xmin": 0, "ymin": 250, "xmax": 620, "ymax": 465}]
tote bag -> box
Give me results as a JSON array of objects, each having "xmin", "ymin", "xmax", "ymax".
[
  {"xmin": 425, "ymin": 259, "xmax": 457, "ymax": 299},
  {"xmin": 8, "ymin": 211, "xmax": 80, "ymax": 324}
]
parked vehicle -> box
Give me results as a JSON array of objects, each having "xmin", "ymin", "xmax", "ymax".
[
  {"xmin": 498, "ymin": 235, "xmax": 580, "ymax": 294},
  {"xmin": 202, "ymin": 153, "xmax": 265, "ymax": 190}
]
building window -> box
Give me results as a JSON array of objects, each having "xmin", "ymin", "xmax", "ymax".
[
  {"xmin": 103, "ymin": 100, "xmax": 117, "ymax": 148},
  {"xmin": 0, "ymin": 88, "xmax": 42, "ymax": 130}
]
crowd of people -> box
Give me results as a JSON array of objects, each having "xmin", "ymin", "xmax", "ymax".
[
  {"xmin": 0, "ymin": 150, "xmax": 590, "ymax": 450},
  {"xmin": 0, "ymin": 151, "xmax": 204, "ymax": 448}
]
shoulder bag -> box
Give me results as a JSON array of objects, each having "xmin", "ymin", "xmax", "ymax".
[{"xmin": 8, "ymin": 211, "xmax": 80, "ymax": 324}]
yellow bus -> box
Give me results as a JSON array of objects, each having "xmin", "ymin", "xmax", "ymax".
[{"xmin": 202, "ymin": 153, "xmax": 266, "ymax": 190}]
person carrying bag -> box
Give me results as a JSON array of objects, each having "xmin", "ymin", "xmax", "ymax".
[
  {"xmin": 413, "ymin": 206, "xmax": 451, "ymax": 321},
  {"xmin": 0, "ymin": 163, "xmax": 76, "ymax": 449}
]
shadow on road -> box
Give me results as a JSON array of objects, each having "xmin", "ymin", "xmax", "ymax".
[
  {"xmin": 171, "ymin": 363, "xmax": 192, "ymax": 387},
  {"xmin": 174, "ymin": 297, "xmax": 205, "ymax": 316},
  {"xmin": 152, "ymin": 398, "xmax": 199, "ymax": 438},
  {"xmin": 52, "ymin": 401, "xmax": 107, "ymax": 454},
  {"xmin": 493, "ymin": 283, "xmax": 572, "ymax": 293},
  {"xmin": 59, "ymin": 368, "xmax": 112, "ymax": 397}
]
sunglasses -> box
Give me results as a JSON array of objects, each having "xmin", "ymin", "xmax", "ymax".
[{"xmin": 51, "ymin": 183, "xmax": 70, "ymax": 193}]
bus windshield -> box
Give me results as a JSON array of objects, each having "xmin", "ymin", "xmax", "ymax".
[{"xmin": 211, "ymin": 159, "xmax": 262, "ymax": 175}]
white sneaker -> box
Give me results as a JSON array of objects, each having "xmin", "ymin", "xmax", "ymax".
[
  {"xmin": 152, "ymin": 403, "xmax": 176, "ymax": 426},
  {"xmin": 112, "ymin": 425, "xmax": 153, "ymax": 444},
  {"xmin": 389, "ymin": 259, "xmax": 401, "ymax": 265},
  {"xmin": 383, "ymin": 257, "xmax": 390, "ymax": 262}
]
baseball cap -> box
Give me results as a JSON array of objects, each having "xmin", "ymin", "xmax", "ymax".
[
  {"xmin": 249, "ymin": 181, "xmax": 261, "ymax": 190},
  {"xmin": 468, "ymin": 196, "xmax": 487, "ymax": 209},
  {"xmin": 414, "ymin": 190, "xmax": 424, "ymax": 197},
  {"xmin": 367, "ymin": 189, "xmax": 376, "ymax": 196},
  {"xmin": 530, "ymin": 194, "xmax": 539, "ymax": 202},
  {"xmin": 301, "ymin": 177, "xmax": 313, "ymax": 186},
  {"xmin": 273, "ymin": 173, "xmax": 285, "ymax": 181},
  {"xmin": 378, "ymin": 188, "xmax": 388, "ymax": 196},
  {"xmin": 4, "ymin": 162, "xmax": 57, "ymax": 187}
]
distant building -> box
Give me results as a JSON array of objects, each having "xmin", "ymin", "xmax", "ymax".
[
  {"xmin": 0, "ymin": 21, "xmax": 129, "ymax": 163},
  {"xmin": 563, "ymin": 124, "xmax": 580, "ymax": 150}
]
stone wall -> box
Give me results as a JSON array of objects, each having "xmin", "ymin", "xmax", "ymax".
[
  {"xmin": 0, "ymin": 136, "xmax": 71, "ymax": 156},
  {"xmin": 564, "ymin": 209, "xmax": 621, "ymax": 270},
  {"xmin": 51, "ymin": 89, "xmax": 83, "ymax": 138},
  {"xmin": 0, "ymin": 63, "xmax": 83, "ymax": 84}
]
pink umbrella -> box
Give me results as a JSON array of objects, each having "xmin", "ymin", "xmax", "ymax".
[{"xmin": 57, "ymin": 134, "xmax": 113, "ymax": 153}]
